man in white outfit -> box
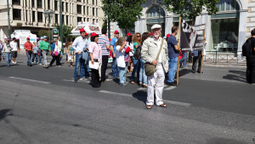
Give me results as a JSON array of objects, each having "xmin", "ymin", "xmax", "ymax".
[{"xmin": 141, "ymin": 24, "xmax": 169, "ymax": 109}]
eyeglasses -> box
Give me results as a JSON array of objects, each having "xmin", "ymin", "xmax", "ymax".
[{"xmin": 137, "ymin": 35, "xmax": 140, "ymax": 37}]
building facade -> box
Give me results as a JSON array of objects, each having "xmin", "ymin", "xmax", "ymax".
[
  {"xmin": 0, "ymin": 0, "xmax": 104, "ymax": 41},
  {"xmin": 133, "ymin": 0, "xmax": 251, "ymax": 55}
]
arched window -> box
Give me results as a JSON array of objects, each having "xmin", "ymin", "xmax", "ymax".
[
  {"xmin": 217, "ymin": 0, "xmax": 240, "ymax": 11},
  {"xmin": 146, "ymin": 6, "xmax": 165, "ymax": 18}
]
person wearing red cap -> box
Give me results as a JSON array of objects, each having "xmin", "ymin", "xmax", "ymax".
[
  {"xmin": 98, "ymin": 27, "xmax": 110, "ymax": 82},
  {"xmin": 126, "ymin": 32, "xmax": 132, "ymax": 37},
  {"xmin": 24, "ymin": 37, "xmax": 34, "ymax": 66},
  {"xmin": 72, "ymin": 27, "xmax": 89, "ymax": 82},
  {"xmin": 110, "ymin": 30, "xmax": 120, "ymax": 78},
  {"xmin": 89, "ymin": 32, "xmax": 101, "ymax": 88}
]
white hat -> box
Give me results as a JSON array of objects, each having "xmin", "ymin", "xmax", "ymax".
[{"xmin": 151, "ymin": 24, "xmax": 161, "ymax": 30}]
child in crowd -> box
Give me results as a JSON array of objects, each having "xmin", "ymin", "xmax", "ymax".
[
  {"xmin": 32, "ymin": 42, "xmax": 39, "ymax": 64},
  {"xmin": 116, "ymin": 37, "xmax": 130, "ymax": 86}
]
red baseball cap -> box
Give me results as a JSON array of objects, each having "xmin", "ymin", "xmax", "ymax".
[
  {"xmin": 126, "ymin": 32, "xmax": 132, "ymax": 37},
  {"xmin": 166, "ymin": 34, "xmax": 171, "ymax": 38},
  {"xmin": 90, "ymin": 32, "xmax": 98, "ymax": 37},
  {"xmin": 26, "ymin": 37, "xmax": 30, "ymax": 40},
  {"xmin": 114, "ymin": 30, "xmax": 119, "ymax": 34},
  {"xmin": 150, "ymin": 31, "xmax": 153, "ymax": 35},
  {"xmin": 80, "ymin": 28, "xmax": 85, "ymax": 33}
]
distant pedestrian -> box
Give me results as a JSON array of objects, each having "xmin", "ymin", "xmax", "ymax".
[
  {"xmin": 141, "ymin": 24, "xmax": 169, "ymax": 109},
  {"xmin": 24, "ymin": 37, "xmax": 33, "ymax": 66},
  {"xmin": 130, "ymin": 32, "xmax": 142, "ymax": 84},
  {"xmin": 49, "ymin": 40, "xmax": 61, "ymax": 67},
  {"xmin": 98, "ymin": 27, "xmax": 110, "ymax": 82},
  {"xmin": 37, "ymin": 37, "xmax": 43, "ymax": 65},
  {"xmin": 126, "ymin": 33, "xmax": 133, "ymax": 73},
  {"xmin": 39, "ymin": 36, "xmax": 51, "ymax": 68},
  {"xmin": 64, "ymin": 41, "xmax": 69, "ymax": 63},
  {"xmin": 110, "ymin": 30, "xmax": 119, "ymax": 78},
  {"xmin": 89, "ymin": 32, "xmax": 102, "ymax": 88},
  {"xmin": 116, "ymin": 37, "xmax": 129, "ymax": 86},
  {"xmin": 2, "ymin": 40, "xmax": 12, "ymax": 67},
  {"xmin": 167, "ymin": 26, "xmax": 180, "ymax": 86},
  {"xmin": 68, "ymin": 41, "xmax": 74, "ymax": 67},
  {"xmin": 32, "ymin": 42, "xmax": 39, "ymax": 64},
  {"xmin": 139, "ymin": 32, "xmax": 150, "ymax": 87},
  {"xmin": 242, "ymin": 28, "xmax": 255, "ymax": 84},
  {"xmin": 72, "ymin": 28, "xmax": 89, "ymax": 82},
  {"xmin": 0, "ymin": 40, "xmax": 4, "ymax": 61},
  {"xmin": 191, "ymin": 38, "xmax": 207, "ymax": 73},
  {"xmin": 10, "ymin": 37, "xmax": 19, "ymax": 64}
]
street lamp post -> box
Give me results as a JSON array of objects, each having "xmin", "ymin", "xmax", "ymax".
[
  {"xmin": 43, "ymin": 10, "xmax": 54, "ymax": 42},
  {"xmin": 7, "ymin": 0, "xmax": 11, "ymax": 40}
]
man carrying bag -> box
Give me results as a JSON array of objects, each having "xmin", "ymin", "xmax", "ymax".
[{"xmin": 141, "ymin": 24, "xmax": 169, "ymax": 109}]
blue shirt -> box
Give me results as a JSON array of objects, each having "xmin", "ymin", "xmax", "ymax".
[
  {"xmin": 167, "ymin": 35, "xmax": 179, "ymax": 59},
  {"xmin": 110, "ymin": 37, "xmax": 118, "ymax": 54},
  {"xmin": 33, "ymin": 46, "xmax": 39, "ymax": 53}
]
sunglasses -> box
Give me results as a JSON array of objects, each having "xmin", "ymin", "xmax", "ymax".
[{"xmin": 137, "ymin": 35, "xmax": 140, "ymax": 37}]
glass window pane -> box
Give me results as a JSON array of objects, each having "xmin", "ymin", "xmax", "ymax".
[{"xmin": 226, "ymin": 0, "xmax": 231, "ymax": 11}]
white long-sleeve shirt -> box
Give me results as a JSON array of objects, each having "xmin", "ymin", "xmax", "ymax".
[{"xmin": 72, "ymin": 36, "xmax": 88, "ymax": 53}]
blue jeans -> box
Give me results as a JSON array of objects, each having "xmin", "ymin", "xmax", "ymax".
[
  {"xmin": 5, "ymin": 53, "xmax": 11, "ymax": 66},
  {"xmin": 74, "ymin": 53, "xmax": 89, "ymax": 79},
  {"xmin": 1, "ymin": 50, "xmax": 5, "ymax": 59},
  {"xmin": 118, "ymin": 62, "xmax": 127, "ymax": 84},
  {"xmin": 168, "ymin": 57, "xmax": 178, "ymax": 83},
  {"xmin": 131, "ymin": 59, "xmax": 140, "ymax": 81},
  {"xmin": 32, "ymin": 53, "xmax": 38, "ymax": 63},
  {"xmin": 112, "ymin": 58, "xmax": 119, "ymax": 78},
  {"xmin": 26, "ymin": 51, "xmax": 32, "ymax": 65},
  {"xmin": 139, "ymin": 59, "xmax": 147, "ymax": 85},
  {"xmin": 59, "ymin": 51, "xmax": 63, "ymax": 62},
  {"xmin": 179, "ymin": 52, "xmax": 187, "ymax": 67}
]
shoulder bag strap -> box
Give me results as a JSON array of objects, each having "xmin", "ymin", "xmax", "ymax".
[{"xmin": 155, "ymin": 38, "xmax": 164, "ymax": 61}]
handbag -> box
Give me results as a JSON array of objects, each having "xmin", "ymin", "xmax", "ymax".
[{"xmin": 144, "ymin": 38, "xmax": 164, "ymax": 77}]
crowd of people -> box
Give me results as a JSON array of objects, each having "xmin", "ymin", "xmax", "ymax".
[{"xmin": 0, "ymin": 24, "xmax": 208, "ymax": 109}]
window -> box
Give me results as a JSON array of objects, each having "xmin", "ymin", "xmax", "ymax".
[
  {"xmin": 92, "ymin": 8, "xmax": 95, "ymax": 16},
  {"xmin": 87, "ymin": 0, "xmax": 89, "ymax": 4},
  {"xmin": 77, "ymin": 0, "xmax": 81, "ymax": 2},
  {"xmin": 96, "ymin": 8, "xmax": 98, "ymax": 16},
  {"xmin": 87, "ymin": 6, "xmax": 89, "ymax": 15},
  {"xmin": 77, "ymin": 17, "xmax": 82, "ymax": 22},
  {"xmin": 55, "ymin": 14, "xmax": 58, "ymax": 23},
  {"xmin": 32, "ymin": 0, "xmax": 34, "ymax": 7},
  {"xmin": 66, "ymin": 3, "xmax": 68, "ymax": 12},
  {"xmin": 77, "ymin": 5, "xmax": 82, "ymax": 14},
  {"xmin": 38, "ymin": 12, "xmax": 43, "ymax": 22},
  {"xmin": 26, "ymin": 10, "xmax": 28, "ymax": 21},
  {"xmin": 87, "ymin": 18, "xmax": 89, "ymax": 22},
  {"xmin": 12, "ymin": 0, "xmax": 20, "ymax": 5},
  {"xmin": 13, "ymin": 9, "xmax": 21, "ymax": 20},
  {"xmin": 48, "ymin": 0, "xmax": 51, "ymax": 9},
  {"xmin": 32, "ymin": 11, "xmax": 35, "ymax": 21},
  {"xmin": 92, "ymin": 0, "xmax": 94, "ymax": 5},
  {"xmin": 96, "ymin": 19, "xmax": 98, "ymax": 23},
  {"xmin": 96, "ymin": 0, "xmax": 97, "ymax": 5},
  {"xmin": 217, "ymin": 0, "xmax": 240, "ymax": 11},
  {"xmin": 55, "ymin": 1, "xmax": 58, "ymax": 11},
  {"xmin": 62, "ymin": 2, "xmax": 64, "ymax": 11},
  {"xmin": 146, "ymin": 6, "xmax": 165, "ymax": 18},
  {"xmin": 84, "ymin": 6, "xmax": 85, "ymax": 15},
  {"xmin": 66, "ymin": 16, "xmax": 68, "ymax": 24},
  {"xmin": 37, "ymin": 0, "xmax": 42, "ymax": 8},
  {"xmin": 62, "ymin": 15, "xmax": 64, "ymax": 24}
]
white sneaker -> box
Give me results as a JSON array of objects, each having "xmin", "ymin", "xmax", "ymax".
[
  {"xmin": 79, "ymin": 77, "xmax": 85, "ymax": 81},
  {"xmin": 11, "ymin": 60, "xmax": 15, "ymax": 64}
]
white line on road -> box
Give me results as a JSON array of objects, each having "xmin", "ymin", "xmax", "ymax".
[
  {"xmin": 9, "ymin": 76, "xmax": 51, "ymax": 84},
  {"xmin": 63, "ymin": 79, "xmax": 90, "ymax": 83},
  {"xmin": 98, "ymin": 90, "xmax": 191, "ymax": 107}
]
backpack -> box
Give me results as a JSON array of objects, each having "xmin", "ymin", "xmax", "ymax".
[
  {"xmin": 134, "ymin": 45, "xmax": 141, "ymax": 60},
  {"xmin": 242, "ymin": 38, "xmax": 252, "ymax": 57}
]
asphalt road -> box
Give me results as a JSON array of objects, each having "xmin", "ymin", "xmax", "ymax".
[{"xmin": 0, "ymin": 56, "xmax": 255, "ymax": 144}]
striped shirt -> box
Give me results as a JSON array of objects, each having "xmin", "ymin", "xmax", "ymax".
[{"xmin": 98, "ymin": 34, "xmax": 110, "ymax": 56}]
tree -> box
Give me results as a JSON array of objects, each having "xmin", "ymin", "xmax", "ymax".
[
  {"xmin": 38, "ymin": 30, "xmax": 52, "ymax": 40},
  {"xmin": 102, "ymin": 0, "xmax": 146, "ymax": 34},
  {"xmin": 163, "ymin": 0, "xmax": 220, "ymax": 25},
  {"xmin": 54, "ymin": 24, "xmax": 74, "ymax": 41}
]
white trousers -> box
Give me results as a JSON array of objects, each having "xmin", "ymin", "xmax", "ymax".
[
  {"xmin": 146, "ymin": 64, "xmax": 165, "ymax": 106},
  {"xmin": 42, "ymin": 51, "xmax": 48, "ymax": 66}
]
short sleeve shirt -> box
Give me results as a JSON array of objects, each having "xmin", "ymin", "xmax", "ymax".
[
  {"xmin": 110, "ymin": 37, "xmax": 118, "ymax": 54},
  {"xmin": 98, "ymin": 35, "xmax": 110, "ymax": 56},
  {"xmin": 24, "ymin": 42, "xmax": 33, "ymax": 51},
  {"xmin": 167, "ymin": 35, "xmax": 179, "ymax": 59}
]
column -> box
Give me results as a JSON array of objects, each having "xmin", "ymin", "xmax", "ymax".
[
  {"xmin": 135, "ymin": 19, "xmax": 146, "ymax": 34},
  {"xmin": 238, "ymin": 10, "xmax": 248, "ymax": 56},
  {"xmin": 165, "ymin": 16, "xmax": 172, "ymax": 34}
]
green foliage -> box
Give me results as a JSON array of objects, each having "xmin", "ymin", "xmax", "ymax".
[
  {"xmin": 163, "ymin": 0, "xmax": 220, "ymax": 24},
  {"xmin": 54, "ymin": 24, "xmax": 74, "ymax": 40},
  {"xmin": 38, "ymin": 30, "xmax": 49, "ymax": 37},
  {"xmin": 102, "ymin": 0, "xmax": 146, "ymax": 34}
]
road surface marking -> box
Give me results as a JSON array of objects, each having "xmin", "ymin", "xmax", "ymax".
[
  {"xmin": 63, "ymin": 79, "xmax": 90, "ymax": 83},
  {"xmin": 98, "ymin": 90, "xmax": 191, "ymax": 107},
  {"xmin": 9, "ymin": 76, "xmax": 51, "ymax": 84},
  {"xmin": 138, "ymin": 86, "xmax": 177, "ymax": 91}
]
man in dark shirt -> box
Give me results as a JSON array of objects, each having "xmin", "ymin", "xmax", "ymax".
[
  {"xmin": 244, "ymin": 29, "xmax": 255, "ymax": 83},
  {"xmin": 167, "ymin": 26, "xmax": 180, "ymax": 86}
]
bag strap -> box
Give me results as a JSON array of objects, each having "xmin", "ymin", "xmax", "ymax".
[{"xmin": 155, "ymin": 38, "xmax": 164, "ymax": 61}]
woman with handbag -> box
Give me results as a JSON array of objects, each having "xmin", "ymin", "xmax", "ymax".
[
  {"xmin": 49, "ymin": 40, "xmax": 61, "ymax": 67},
  {"xmin": 89, "ymin": 32, "xmax": 102, "ymax": 88}
]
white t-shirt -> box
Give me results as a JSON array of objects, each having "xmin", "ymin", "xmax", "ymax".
[
  {"xmin": 10, "ymin": 41, "xmax": 18, "ymax": 51},
  {"xmin": 116, "ymin": 45, "xmax": 126, "ymax": 68}
]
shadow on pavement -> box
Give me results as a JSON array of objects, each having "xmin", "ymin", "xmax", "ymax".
[
  {"xmin": 179, "ymin": 69, "xmax": 193, "ymax": 77},
  {"xmin": 222, "ymin": 70, "xmax": 247, "ymax": 83},
  {"xmin": 206, "ymin": 137, "xmax": 249, "ymax": 144},
  {"xmin": 132, "ymin": 90, "xmax": 147, "ymax": 104},
  {"xmin": 0, "ymin": 109, "xmax": 12, "ymax": 121}
]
